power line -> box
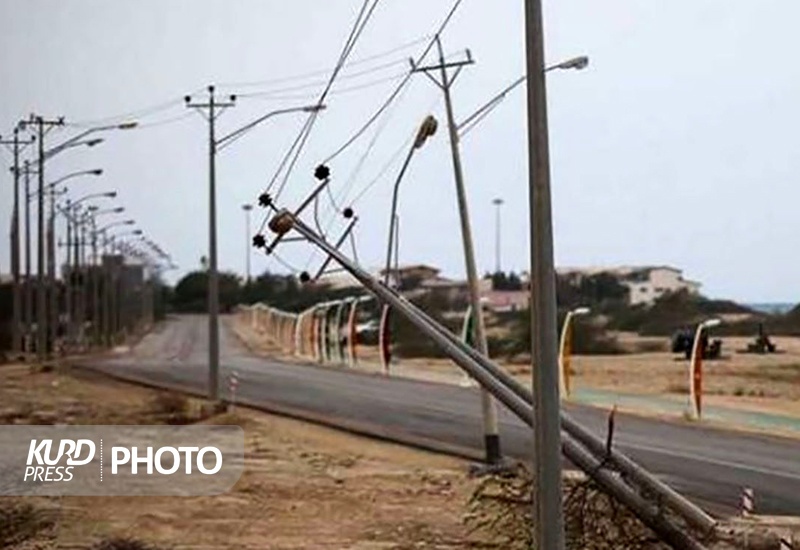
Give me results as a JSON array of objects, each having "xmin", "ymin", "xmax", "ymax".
[
  {"xmin": 238, "ymin": 71, "xmax": 406, "ymax": 101},
  {"xmin": 218, "ymin": 35, "xmax": 428, "ymax": 90},
  {"xmin": 66, "ymin": 92, "xmax": 201, "ymax": 128},
  {"xmin": 237, "ymin": 58, "xmax": 405, "ymax": 97},
  {"xmin": 268, "ymin": 0, "xmax": 383, "ymax": 203},
  {"xmin": 322, "ymin": 0, "xmax": 464, "ymax": 164}
]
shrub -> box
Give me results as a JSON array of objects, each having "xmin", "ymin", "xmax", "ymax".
[
  {"xmin": 0, "ymin": 501, "xmax": 53, "ymax": 547},
  {"xmin": 149, "ymin": 392, "xmax": 191, "ymax": 425}
]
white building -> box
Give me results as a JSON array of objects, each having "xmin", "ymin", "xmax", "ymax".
[{"xmin": 557, "ymin": 265, "xmax": 701, "ymax": 306}]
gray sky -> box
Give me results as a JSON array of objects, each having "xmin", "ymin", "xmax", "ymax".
[{"xmin": 1, "ymin": 0, "xmax": 798, "ymax": 302}]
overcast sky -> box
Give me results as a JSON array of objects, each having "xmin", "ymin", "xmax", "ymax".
[{"xmin": 1, "ymin": 1, "xmax": 798, "ymax": 303}]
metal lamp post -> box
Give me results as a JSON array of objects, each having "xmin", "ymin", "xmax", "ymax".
[
  {"xmin": 97, "ymin": 220, "xmax": 135, "ymax": 347},
  {"xmin": 377, "ymin": 115, "xmax": 438, "ymax": 374},
  {"xmin": 16, "ymin": 118, "xmax": 135, "ymax": 363},
  {"xmin": 45, "ymin": 170, "xmax": 103, "ymax": 355},
  {"xmin": 523, "ymin": 2, "xmax": 589, "ymax": 545}
]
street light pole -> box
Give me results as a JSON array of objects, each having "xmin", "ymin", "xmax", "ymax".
[
  {"xmin": 1, "ymin": 128, "xmax": 33, "ymax": 358},
  {"xmin": 186, "ymin": 87, "xmax": 322, "ymax": 401},
  {"xmin": 378, "ymin": 115, "xmax": 437, "ymax": 375},
  {"xmin": 31, "ymin": 116, "xmax": 65, "ymax": 362},
  {"xmin": 492, "ymin": 198, "xmax": 503, "ymax": 274},
  {"xmin": 524, "ymin": 0, "xmax": 566, "ymax": 546},
  {"xmin": 186, "ymin": 85, "xmax": 235, "ymax": 402}
]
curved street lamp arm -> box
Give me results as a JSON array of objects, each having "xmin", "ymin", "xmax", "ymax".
[{"xmin": 216, "ymin": 105, "xmax": 325, "ymax": 151}]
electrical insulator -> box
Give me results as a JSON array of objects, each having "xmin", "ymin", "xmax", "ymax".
[{"xmin": 314, "ymin": 164, "xmax": 330, "ymax": 181}]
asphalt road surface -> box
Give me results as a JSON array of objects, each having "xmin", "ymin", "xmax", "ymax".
[{"xmin": 86, "ymin": 315, "xmax": 800, "ymax": 516}]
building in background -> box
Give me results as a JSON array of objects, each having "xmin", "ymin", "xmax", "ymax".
[{"xmin": 557, "ymin": 265, "xmax": 701, "ymax": 306}]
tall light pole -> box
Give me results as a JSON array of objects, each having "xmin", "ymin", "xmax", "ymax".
[
  {"xmin": 383, "ymin": 115, "xmax": 438, "ymax": 282},
  {"xmin": 522, "ymin": 2, "xmax": 589, "ymax": 547},
  {"xmin": 1, "ymin": 128, "xmax": 35, "ymax": 358},
  {"xmin": 377, "ymin": 116, "xmax": 438, "ymax": 375},
  {"xmin": 242, "ymin": 204, "xmax": 253, "ymax": 285},
  {"xmin": 186, "ymin": 84, "xmax": 324, "ymax": 402},
  {"xmin": 17, "ymin": 117, "xmax": 134, "ymax": 362},
  {"xmin": 492, "ymin": 198, "xmax": 503, "ymax": 274},
  {"xmin": 98, "ymin": 219, "xmax": 135, "ymax": 347},
  {"xmin": 60, "ymin": 202, "xmax": 123, "ymax": 348},
  {"xmin": 558, "ymin": 306, "xmax": 590, "ymax": 399},
  {"xmin": 75, "ymin": 192, "xmax": 118, "ymax": 346},
  {"xmin": 43, "ymin": 169, "xmax": 103, "ymax": 355}
]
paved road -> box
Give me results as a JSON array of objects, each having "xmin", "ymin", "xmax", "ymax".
[{"xmin": 87, "ymin": 315, "xmax": 800, "ymax": 516}]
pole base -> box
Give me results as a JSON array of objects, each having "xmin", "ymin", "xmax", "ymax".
[{"xmin": 484, "ymin": 433, "xmax": 502, "ymax": 465}]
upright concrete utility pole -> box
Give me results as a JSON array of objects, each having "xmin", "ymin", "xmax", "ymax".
[
  {"xmin": 1, "ymin": 129, "xmax": 34, "ymax": 358},
  {"xmin": 47, "ymin": 181, "xmax": 58, "ymax": 354},
  {"xmin": 20, "ymin": 115, "xmax": 64, "ymax": 363},
  {"xmin": 412, "ymin": 37, "xmax": 502, "ymax": 465},
  {"xmin": 23, "ymin": 161, "xmax": 33, "ymax": 348},
  {"xmin": 524, "ymin": 0, "xmax": 566, "ymax": 548},
  {"xmin": 186, "ymin": 86, "xmax": 236, "ymax": 401}
]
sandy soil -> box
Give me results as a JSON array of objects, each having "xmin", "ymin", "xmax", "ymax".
[{"xmin": 0, "ymin": 364, "xmax": 478, "ymax": 549}]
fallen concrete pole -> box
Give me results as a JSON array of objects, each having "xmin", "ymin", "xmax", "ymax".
[{"xmin": 267, "ymin": 209, "xmax": 713, "ymax": 549}]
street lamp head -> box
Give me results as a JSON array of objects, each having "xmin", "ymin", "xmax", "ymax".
[
  {"xmin": 132, "ymin": 229, "xmax": 143, "ymax": 235},
  {"xmin": 492, "ymin": 198, "xmax": 504, "ymax": 206},
  {"xmin": 117, "ymin": 121, "xmax": 138, "ymax": 130},
  {"xmin": 546, "ymin": 55, "xmax": 590, "ymax": 73},
  {"xmin": 572, "ymin": 307, "xmax": 591, "ymax": 316},
  {"xmin": 303, "ymin": 104, "xmax": 327, "ymax": 113},
  {"xmin": 701, "ymin": 318, "xmax": 722, "ymax": 329},
  {"xmin": 90, "ymin": 169, "xmax": 103, "ymax": 176},
  {"xmin": 123, "ymin": 219, "xmax": 135, "ymax": 225},
  {"xmin": 105, "ymin": 192, "xmax": 117, "ymax": 198},
  {"xmin": 86, "ymin": 138, "xmax": 104, "ymax": 147},
  {"xmin": 413, "ymin": 115, "xmax": 438, "ymax": 149},
  {"xmin": 113, "ymin": 207, "xmax": 124, "ymax": 213},
  {"xmin": 242, "ymin": 204, "xmax": 253, "ymax": 211},
  {"xmin": 570, "ymin": 56, "xmax": 590, "ymax": 70}
]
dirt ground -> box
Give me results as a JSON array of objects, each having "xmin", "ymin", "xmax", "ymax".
[
  {"xmin": 3, "ymin": 347, "xmax": 797, "ymax": 548},
  {"xmin": 0, "ymin": 364, "xmax": 478, "ymax": 549}
]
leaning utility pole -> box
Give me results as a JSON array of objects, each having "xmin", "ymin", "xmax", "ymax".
[
  {"xmin": 186, "ymin": 85, "xmax": 236, "ymax": 401},
  {"xmin": 1, "ymin": 128, "xmax": 34, "ymax": 358},
  {"xmin": 412, "ymin": 37, "xmax": 502, "ymax": 465},
  {"xmin": 524, "ymin": 0, "xmax": 566, "ymax": 548},
  {"xmin": 19, "ymin": 115, "xmax": 64, "ymax": 363}
]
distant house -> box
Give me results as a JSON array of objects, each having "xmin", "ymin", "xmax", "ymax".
[
  {"xmin": 312, "ymin": 270, "xmax": 362, "ymax": 290},
  {"xmin": 481, "ymin": 290, "xmax": 529, "ymax": 312},
  {"xmin": 379, "ymin": 264, "xmax": 441, "ymax": 288},
  {"xmin": 557, "ymin": 265, "xmax": 701, "ymax": 306}
]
